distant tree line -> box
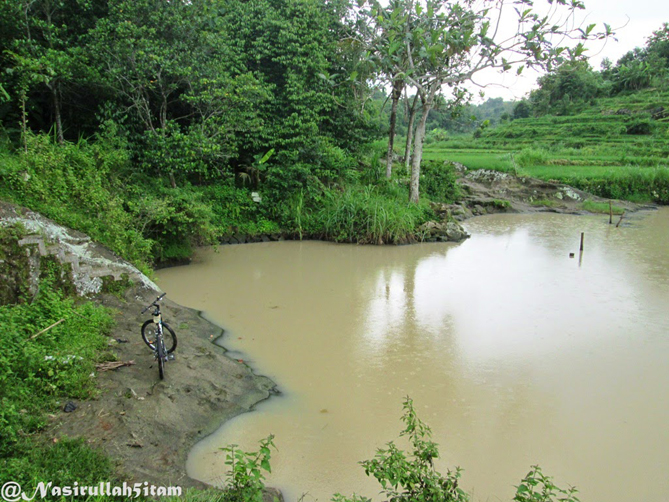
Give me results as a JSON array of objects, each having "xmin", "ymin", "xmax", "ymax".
[{"xmin": 514, "ymin": 23, "xmax": 669, "ymax": 118}]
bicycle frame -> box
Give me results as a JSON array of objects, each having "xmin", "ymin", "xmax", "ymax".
[{"xmin": 141, "ymin": 293, "xmax": 175, "ymax": 380}]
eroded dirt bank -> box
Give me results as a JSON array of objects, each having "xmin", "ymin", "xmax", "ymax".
[
  {"xmin": 54, "ymin": 288, "xmax": 277, "ymax": 489},
  {"xmin": 442, "ymin": 165, "xmax": 652, "ymax": 219}
]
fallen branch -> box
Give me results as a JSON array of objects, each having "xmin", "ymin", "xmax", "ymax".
[
  {"xmin": 96, "ymin": 360, "xmax": 136, "ymax": 372},
  {"xmin": 29, "ymin": 319, "xmax": 65, "ymax": 340}
]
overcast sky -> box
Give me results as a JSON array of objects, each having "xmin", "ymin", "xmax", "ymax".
[{"xmin": 471, "ymin": 0, "xmax": 669, "ymax": 102}]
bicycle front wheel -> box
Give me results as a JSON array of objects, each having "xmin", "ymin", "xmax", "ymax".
[
  {"xmin": 141, "ymin": 321, "xmax": 177, "ymax": 353},
  {"xmin": 157, "ymin": 340, "xmax": 165, "ymax": 380}
]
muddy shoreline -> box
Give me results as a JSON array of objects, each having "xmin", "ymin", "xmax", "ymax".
[{"xmin": 50, "ymin": 287, "xmax": 277, "ymax": 489}]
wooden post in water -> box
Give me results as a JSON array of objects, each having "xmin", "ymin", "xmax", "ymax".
[
  {"xmin": 616, "ymin": 211, "xmax": 625, "ymax": 228},
  {"xmin": 580, "ymin": 232, "xmax": 585, "ymax": 252},
  {"xmin": 609, "ymin": 201, "xmax": 613, "ymax": 224}
]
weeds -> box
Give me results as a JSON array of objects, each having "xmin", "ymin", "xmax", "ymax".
[
  {"xmin": 0, "ymin": 265, "xmax": 116, "ymax": 487},
  {"xmin": 514, "ymin": 466, "xmax": 580, "ymax": 502},
  {"xmin": 220, "ymin": 435, "xmax": 276, "ymax": 502},
  {"xmin": 581, "ymin": 200, "xmax": 625, "ymax": 214},
  {"xmin": 531, "ymin": 199, "xmax": 558, "ymax": 208}
]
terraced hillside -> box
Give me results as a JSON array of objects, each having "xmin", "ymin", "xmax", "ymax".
[{"xmin": 423, "ymin": 88, "xmax": 669, "ymax": 203}]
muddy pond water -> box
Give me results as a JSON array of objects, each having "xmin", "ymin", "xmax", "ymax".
[{"xmin": 156, "ymin": 209, "xmax": 669, "ymax": 502}]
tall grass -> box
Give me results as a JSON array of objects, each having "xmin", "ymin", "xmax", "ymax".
[
  {"xmin": 565, "ymin": 167, "xmax": 669, "ymax": 203},
  {"xmin": 306, "ymin": 184, "xmax": 434, "ymax": 244}
]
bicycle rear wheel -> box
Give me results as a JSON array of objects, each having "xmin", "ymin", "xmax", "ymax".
[{"xmin": 142, "ymin": 321, "xmax": 177, "ymax": 353}]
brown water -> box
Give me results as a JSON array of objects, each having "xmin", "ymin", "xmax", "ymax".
[{"xmin": 156, "ymin": 209, "xmax": 669, "ymax": 502}]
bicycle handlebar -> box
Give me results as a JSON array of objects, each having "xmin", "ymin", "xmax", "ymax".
[{"xmin": 141, "ymin": 292, "xmax": 167, "ymax": 314}]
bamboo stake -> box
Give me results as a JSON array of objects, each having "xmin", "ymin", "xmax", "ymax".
[
  {"xmin": 616, "ymin": 211, "xmax": 626, "ymax": 228},
  {"xmin": 580, "ymin": 232, "xmax": 585, "ymax": 251},
  {"xmin": 29, "ymin": 319, "xmax": 65, "ymax": 340},
  {"xmin": 609, "ymin": 201, "xmax": 613, "ymax": 224}
]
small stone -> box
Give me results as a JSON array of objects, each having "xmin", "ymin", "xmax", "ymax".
[{"xmin": 63, "ymin": 401, "xmax": 77, "ymax": 413}]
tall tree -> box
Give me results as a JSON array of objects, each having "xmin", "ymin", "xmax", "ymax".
[
  {"xmin": 404, "ymin": 92, "xmax": 419, "ymax": 172},
  {"xmin": 363, "ymin": 0, "xmax": 612, "ymax": 202},
  {"xmin": 1, "ymin": 0, "xmax": 98, "ymax": 143}
]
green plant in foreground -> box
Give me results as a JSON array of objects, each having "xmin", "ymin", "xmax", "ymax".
[
  {"xmin": 334, "ymin": 397, "xmax": 468, "ymax": 502},
  {"xmin": 220, "ymin": 434, "xmax": 276, "ymax": 502},
  {"xmin": 514, "ymin": 465, "xmax": 580, "ymax": 502}
]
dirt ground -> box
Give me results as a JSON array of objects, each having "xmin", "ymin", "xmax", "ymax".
[
  {"xmin": 448, "ymin": 166, "xmax": 651, "ymax": 218},
  {"xmin": 50, "ymin": 286, "xmax": 277, "ymax": 490}
]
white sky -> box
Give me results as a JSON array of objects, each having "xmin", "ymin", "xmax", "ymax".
[{"xmin": 469, "ymin": 0, "xmax": 669, "ymax": 102}]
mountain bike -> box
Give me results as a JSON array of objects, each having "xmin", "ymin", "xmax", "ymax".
[{"xmin": 141, "ymin": 293, "xmax": 177, "ymax": 380}]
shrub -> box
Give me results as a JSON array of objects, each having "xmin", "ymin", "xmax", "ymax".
[
  {"xmin": 220, "ymin": 435, "xmax": 276, "ymax": 502},
  {"xmin": 515, "ymin": 147, "xmax": 550, "ymax": 168},
  {"xmin": 625, "ymin": 118, "xmax": 653, "ymax": 135},
  {"xmin": 421, "ymin": 161, "xmax": 461, "ymax": 203},
  {"xmin": 0, "ymin": 263, "xmax": 116, "ymax": 485},
  {"xmin": 334, "ymin": 397, "xmax": 468, "ymax": 502},
  {"xmin": 514, "ymin": 466, "xmax": 580, "ymax": 502},
  {"xmin": 0, "ymin": 134, "xmax": 154, "ymax": 269}
]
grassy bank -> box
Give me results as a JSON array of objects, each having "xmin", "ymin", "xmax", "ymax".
[{"xmin": 0, "ymin": 135, "xmax": 462, "ymax": 269}]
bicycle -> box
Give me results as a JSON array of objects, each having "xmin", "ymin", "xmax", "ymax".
[{"xmin": 141, "ymin": 293, "xmax": 177, "ymax": 380}]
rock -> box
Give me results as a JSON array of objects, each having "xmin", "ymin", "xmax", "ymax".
[
  {"xmin": 263, "ymin": 487, "xmax": 284, "ymax": 502},
  {"xmin": 0, "ymin": 204, "xmax": 158, "ymax": 299},
  {"xmin": 63, "ymin": 401, "xmax": 77, "ymax": 413},
  {"xmin": 450, "ymin": 161, "xmax": 468, "ymax": 173},
  {"xmin": 465, "ymin": 169, "xmax": 510, "ymax": 184},
  {"xmin": 560, "ymin": 187, "xmax": 581, "ymax": 201},
  {"xmin": 419, "ymin": 220, "xmax": 469, "ymax": 242},
  {"xmin": 445, "ymin": 221, "xmax": 469, "ymax": 241},
  {"xmin": 651, "ymin": 106, "xmax": 667, "ymax": 120},
  {"xmin": 261, "ymin": 235, "xmax": 270, "ymax": 243},
  {"xmin": 451, "ymin": 205, "xmax": 466, "ymax": 216}
]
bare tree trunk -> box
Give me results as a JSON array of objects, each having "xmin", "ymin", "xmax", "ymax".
[
  {"xmin": 404, "ymin": 94, "xmax": 419, "ymax": 174},
  {"xmin": 385, "ymin": 80, "xmax": 403, "ymax": 179},
  {"xmin": 409, "ymin": 81, "xmax": 440, "ymax": 203},
  {"xmin": 51, "ymin": 82, "xmax": 64, "ymax": 144},
  {"xmin": 20, "ymin": 91, "xmax": 28, "ymax": 153},
  {"xmin": 409, "ymin": 102, "xmax": 430, "ymax": 203}
]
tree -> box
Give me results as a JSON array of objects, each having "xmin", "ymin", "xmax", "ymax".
[
  {"xmin": 404, "ymin": 92, "xmax": 419, "ymax": 172},
  {"xmin": 361, "ymin": 0, "xmax": 612, "ymax": 202},
  {"xmin": 529, "ymin": 60, "xmax": 605, "ymax": 116},
  {"xmin": 364, "ymin": 0, "xmax": 415, "ymax": 179},
  {"xmin": 608, "ymin": 23, "xmax": 669, "ymax": 94},
  {"xmin": 1, "ymin": 0, "xmax": 98, "ymax": 144},
  {"xmin": 513, "ymin": 99, "xmax": 531, "ymax": 119}
]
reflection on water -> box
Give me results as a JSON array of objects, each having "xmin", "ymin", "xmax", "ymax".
[{"xmin": 156, "ymin": 209, "xmax": 669, "ymax": 502}]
